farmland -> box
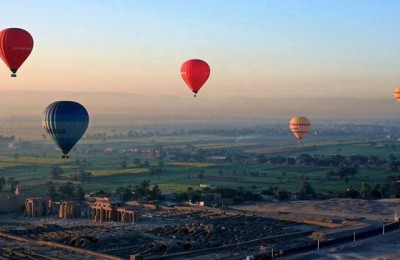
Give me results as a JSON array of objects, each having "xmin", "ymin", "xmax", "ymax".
[
  {"xmin": 1, "ymin": 122, "xmax": 400, "ymax": 200},
  {"xmin": 1, "ymin": 122, "xmax": 400, "ymax": 259}
]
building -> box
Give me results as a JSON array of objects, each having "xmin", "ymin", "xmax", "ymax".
[
  {"xmin": 89, "ymin": 197, "xmax": 138, "ymax": 223},
  {"xmin": 59, "ymin": 201, "xmax": 81, "ymax": 219},
  {"xmin": 25, "ymin": 197, "xmax": 53, "ymax": 217},
  {"xmin": 0, "ymin": 186, "xmax": 26, "ymax": 214}
]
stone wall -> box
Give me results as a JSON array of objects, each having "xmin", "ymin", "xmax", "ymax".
[
  {"xmin": 89, "ymin": 197, "xmax": 138, "ymax": 223},
  {"xmin": 24, "ymin": 198, "xmax": 52, "ymax": 217},
  {"xmin": 59, "ymin": 202, "xmax": 81, "ymax": 219},
  {"xmin": 0, "ymin": 196, "xmax": 26, "ymax": 213}
]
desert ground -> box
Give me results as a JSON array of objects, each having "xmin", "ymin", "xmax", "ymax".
[
  {"xmin": 286, "ymin": 229, "xmax": 400, "ymax": 260},
  {"xmin": 0, "ymin": 198, "xmax": 399, "ymax": 259},
  {"xmin": 234, "ymin": 198, "xmax": 400, "ymax": 259}
]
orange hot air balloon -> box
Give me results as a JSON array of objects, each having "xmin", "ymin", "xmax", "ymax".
[
  {"xmin": 290, "ymin": 116, "xmax": 311, "ymax": 142},
  {"xmin": 394, "ymin": 88, "xmax": 400, "ymax": 102},
  {"xmin": 0, "ymin": 28, "xmax": 34, "ymax": 77},
  {"xmin": 180, "ymin": 59, "xmax": 210, "ymax": 97}
]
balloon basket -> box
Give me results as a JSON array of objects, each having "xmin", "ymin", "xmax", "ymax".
[
  {"xmin": 11, "ymin": 74, "xmax": 16, "ymax": 77},
  {"xmin": 61, "ymin": 155, "xmax": 69, "ymax": 159}
]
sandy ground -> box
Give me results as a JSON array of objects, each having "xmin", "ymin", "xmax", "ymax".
[
  {"xmin": 286, "ymin": 229, "xmax": 400, "ymax": 260},
  {"xmin": 1, "ymin": 198, "xmax": 399, "ymax": 259},
  {"xmin": 233, "ymin": 198, "xmax": 400, "ymax": 259},
  {"xmin": 233, "ymin": 198, "xmax": 400, "ymax": 221}
]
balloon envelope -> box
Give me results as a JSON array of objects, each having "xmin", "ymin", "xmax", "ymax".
[
  {"xmin": 0, "ymin": 28, "xmax": 34, "ymax": 77},
  {"xmin": 42, "ymin": 101, "xmax": 89, "ymax": 157},
  {"xmin": 289, "ymin": 116, "xmax": 311, "ymax": 142},
  {"xmin": 180, "ymin": 59, "xmax": 210, "ymax": 96},
  {"xmin": 394, "ymin": 88, "xmax": 400, "ymax": 102}
]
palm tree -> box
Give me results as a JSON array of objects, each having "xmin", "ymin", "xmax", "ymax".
[{"xmin": 8, "ymin": 177, "xmax": 19, "ymax": 193}]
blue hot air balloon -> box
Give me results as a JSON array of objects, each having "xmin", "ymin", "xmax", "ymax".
[{"xmin": 42, "ymin": 101, "xmax": 89, "ymax": 159}]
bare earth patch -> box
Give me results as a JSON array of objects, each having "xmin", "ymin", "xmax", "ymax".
[{"xmin": 233, "ymin": 198, "xmax": 400, "ymax": 258}]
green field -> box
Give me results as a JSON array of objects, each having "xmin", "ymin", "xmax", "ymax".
[{"xmin": 0, "ymin": 129, "xmax": 399, "ymax": 198}]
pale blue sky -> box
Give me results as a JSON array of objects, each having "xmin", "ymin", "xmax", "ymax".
[{"xmin": 0, "ymin": 0, "xmax": 399, "ymax": 99}]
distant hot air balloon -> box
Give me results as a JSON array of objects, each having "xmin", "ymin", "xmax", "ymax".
[
  {"xmin": 0, "ymin": 28, "xmax": 34, "ymax": 77},
  {"xmin": 289, "ymin": 116, "xmax": 311, "ymax": 142},
  {"xmin": 180, "ymin": 59, "xmax": 210, "ymax": 97},
  {"xmin": 394, "ymin": 88, "xmax": 400, "ymax": 102},
  {"xmin": 42, "ymin": 101, "xmax": 89, "ymax": 159}
]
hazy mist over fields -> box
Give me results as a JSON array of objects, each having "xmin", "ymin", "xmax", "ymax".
[
  {"xmin": 1, "ymin": 90, "xmax": 399, "ymax": 140},
  {"xmin": 0, "ymin": 91, "xmax": 398, "ymax": 127}
]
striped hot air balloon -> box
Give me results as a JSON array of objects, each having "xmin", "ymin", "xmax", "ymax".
[
  {"xmin": 394, "ymin": 88, "xmax": 400, "ymax": 102},
  {"xmin": 289, "ymin": 116, "xmax": 311, "ymax": 142},
  {"xmin": 42, "ymin": 101, "xmax": 89, "ymax": 159}
]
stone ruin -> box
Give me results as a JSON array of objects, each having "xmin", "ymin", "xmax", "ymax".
[
  {"xmin": 24, "ymin": 197, "xmax": 53, "ymax": 217},
  {"xmin": 59, "ymin": 201, "xmax": 81, "ymax": 219},
  {"xmin": 89, "ymin": 197, "xmax": 138, "ymax": 223}
]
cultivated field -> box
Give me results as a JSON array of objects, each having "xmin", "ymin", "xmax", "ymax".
[{"xmin": 0, "ymin": 124, "xmax": 399, "ymax": 198}]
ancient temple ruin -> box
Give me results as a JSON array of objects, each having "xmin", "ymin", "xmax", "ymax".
[
  {"xmin": 89, "ymin": 197, "xmax": 138, "ymax": 223},
  {"xmin": 25, "ymin": 197, "xmax": 52, "ymax": 217},
  {"xmin": 59, "ymin": 201, "xmax": 81, "ymax": 219}
]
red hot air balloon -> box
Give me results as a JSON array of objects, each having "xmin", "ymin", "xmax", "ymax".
[
  {"xmin": 180, "ymin": 59, "xmax": 210, "ymax": 97},
  {"xmin": 0, "ymin": 28, "xmax": 34, "ymax": 77}
]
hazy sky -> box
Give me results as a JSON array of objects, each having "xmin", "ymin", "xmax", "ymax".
[{"xmin": 1, "ymin": 1, "xmax": 400, "ymax": 99}]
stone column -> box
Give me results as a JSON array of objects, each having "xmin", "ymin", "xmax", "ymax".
[
  {"xmin": 48, "ymin": 199, "xmax": 53, "ymax": 215},
  {"xmin": 95, "ymin": 209, "xmax": 99, "ymax": 222},
  {"xmin": 29, "ymin": 201, "xmax": 34, "ymax": 217},
  {"xmin": 25, "ymin": 201, "xmax": 30, "ymax": 217},
  {"xmin": 110, "ymin": 210, "xmax": 113, "ymax": 221},
  {"xmin": 28, "ymin": 201, "xmax": 33, "ymax": 217},
  {"xmin": 59, "ymin": 203, "xmax": 64, "ymax": 218},
  {"xmin": 100, "ymin": 209, "xmax": 104, "ymax": 222},
  {"xmin": 32, "ymin": 202, "xmax": 37, "ymax": 217}
]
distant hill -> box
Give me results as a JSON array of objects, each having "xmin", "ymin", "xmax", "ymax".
[{"xmin": 0, "ymin": 91, "xmax": 398, "ymax": 126}]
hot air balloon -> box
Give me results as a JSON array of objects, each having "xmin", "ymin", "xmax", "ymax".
[
  {"xmin": 180, "ymin": 59, "xmax": 210, "ymax": 97},
  {"xmin": 394, "ymin": 88, "xmax": 400, "ymax": 102},
  {"xmin": 42, "ymin": 101, "xmax": 89, "ymax": 159},
  {"xmin": 289, "ymin": 116, "xmax": 311, "ymax": 142},
  {"xmin": 0, "ymin": 28, "xmax": 34, "ymax": 77}
]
